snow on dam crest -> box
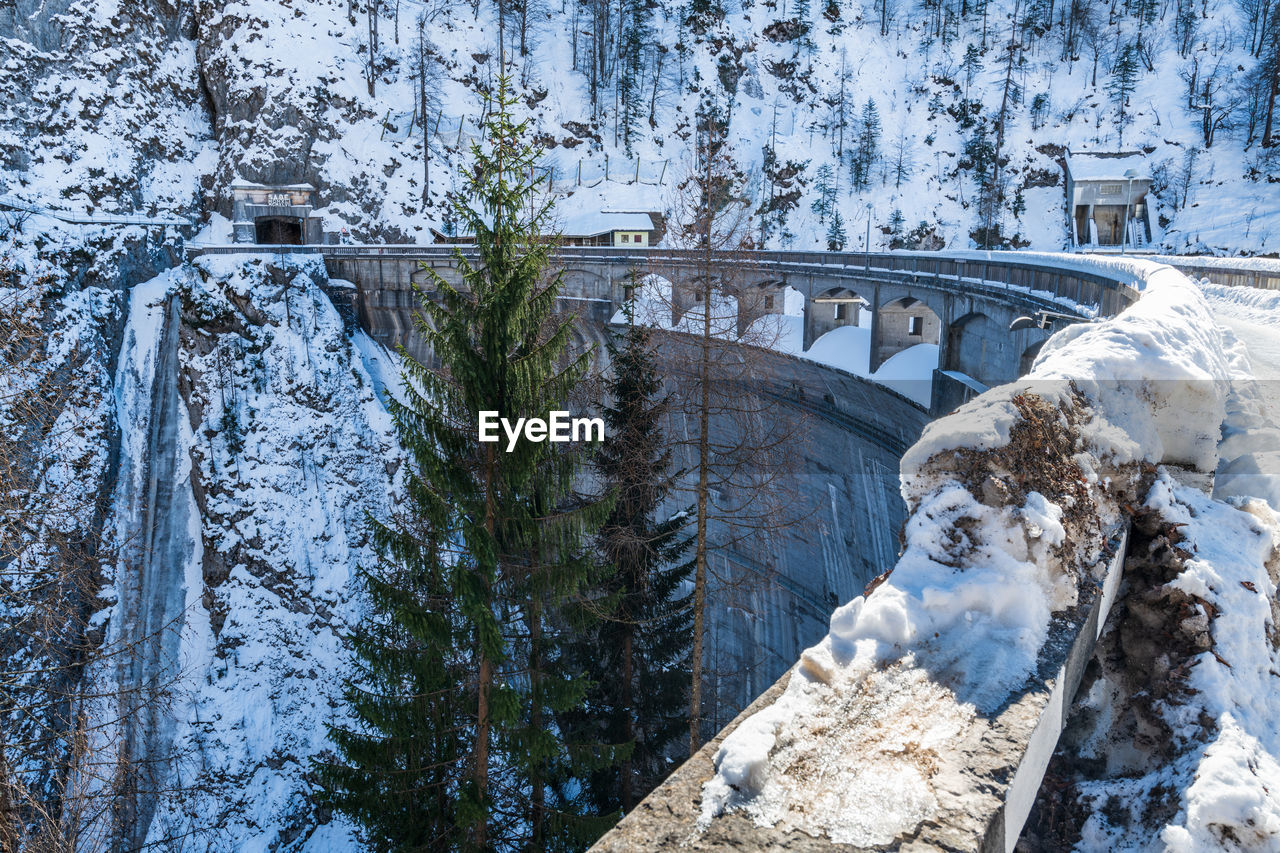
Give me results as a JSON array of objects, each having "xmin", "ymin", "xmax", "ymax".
[{"xmin": 594, "ymin": 261, "xmax": 1259, "ymax": 851}]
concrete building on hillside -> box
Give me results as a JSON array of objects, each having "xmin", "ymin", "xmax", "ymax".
[
  {"xmin": 230, "ymin": 180, "xmax": 324, "ymax": 244},
  {"xmin": 1064, "ymin": 150, "xmax": 1154, "ymax": 250}
]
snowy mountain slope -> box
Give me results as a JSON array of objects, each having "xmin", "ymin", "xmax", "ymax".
[
  {"xmin": 0, "ymin": 260, "xmax": 125, "ymax": 837},
  {"xmin": 0, "ymin": 0, "xmax": 214, "ymax": 219},
  {"xmin": 100, "ymin": 255, "xmax": 403, "ymax": 849},
  {"xmin": 5, "ymin": 0, "xmax": 1279, "ymax": 252},
  {"xmin": 180, "ymin": 0, "xmax": 1280, "ymax": 252}
]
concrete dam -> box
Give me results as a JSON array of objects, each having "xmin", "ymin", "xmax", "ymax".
[
  {"xmin": 185, "ymin": 244, "xmax": 1141, "ymax": 726},
  {"xmin": 333, "ymin": 251, "xmax": 935, "ymax": 723},
  {"xmin": 349, "ymin": 289, "xmax": 931, "ymax": 724}
]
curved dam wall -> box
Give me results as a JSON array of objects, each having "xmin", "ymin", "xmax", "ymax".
[
  {"xmin": 336, "ymin": 271, "xmax": 931, "ymax": 726},
  {"xmin": 656, "ymin": 338, "xmax": 930, "ymax": 724}
]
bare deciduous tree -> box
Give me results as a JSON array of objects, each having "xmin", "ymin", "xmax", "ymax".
[{"xmin": 637, "ymin": 113, "xmax": 810, "ymax": 751}]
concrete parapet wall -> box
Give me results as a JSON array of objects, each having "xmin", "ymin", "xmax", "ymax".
[
  {"xmin": 592, "ymin": 261, "xmax": 1235, "ymax": 852},
  {"xmin": 594, "ymin": 533, "xmax": 1129, "ymax": 853}
]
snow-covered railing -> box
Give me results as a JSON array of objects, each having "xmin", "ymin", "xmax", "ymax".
[
  {"xmin": 591, "ymin": 261, "xmax": 1234, "ymax": 852},
  {"xmin": 1155, "ymin": 255, "xmax": 1280, "ymax": 291}
]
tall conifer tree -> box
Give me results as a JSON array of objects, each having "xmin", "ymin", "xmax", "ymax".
[
  {"xmin": 562, "ymin": 313, "xmax": 693, "ymax": 817},
  {"xmin": 317, "ymin": 69, "xmax": 613, "ymax": 852}
]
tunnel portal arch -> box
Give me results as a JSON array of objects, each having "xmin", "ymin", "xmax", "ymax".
[{"xmin": 255, "ymin": 216, "xmax": 302, "ymax": 245}]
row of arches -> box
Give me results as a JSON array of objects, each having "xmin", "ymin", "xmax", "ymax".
[
  {"xmin": 351, "ymin": 258, "xmax": 1054, "ymax": 412},
  {"xmin": 601, "ymin": 270, "xmax": 1051, "ymax": 396},
  {"xmin": 396, "ymin": 262, "xmax": 1051, "ymax": 396}
]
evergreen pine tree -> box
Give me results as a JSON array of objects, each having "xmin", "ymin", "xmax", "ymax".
[
  {"xmin": 963, "ymin": 118, "xmax": 1001, "ymax": 247},
  {"xmin": 794, "ymin": 0, "xmax": 814, "ymax": 49},
  {"xmin": 317, "ymin": 516, "xmax": 465, "ymax": 851},
  {"xmin": 810, "ymin": 163, "xmax": 836, "ymax": 223},
  {"xmin": 826, "ymin": 208, "xmax": 847, "ymax": 250},
  {"xmin": 1108, "ymin": 44, "xmax": 1140, "ymax": 143},
  {"xmin": 962, "ymin": 43, "xmax": 982, "ymax": 100},
  {"xmin": 317, "ymin": 70, "xmax": 615, "ymax": 852},
  {"xmin": 618, "ymin": 0, "xmax": 652, "ymax": 157},
  {"xmin": 861, "ymin": 99, "xmax": 881, "ymax": 184},
  {"xmin": 562, "ymin": 312, "xmax": 694, "ymax": 817},
  {"xmin": 794, "ymin": 0, "xmax": 811, "ymax": 28},
  {"xmin": 1132, "ymin": 0, "xmax": 1158, "ymax": 29},
  {"xmin": 850, "ymin": 99, "xmax": 881, "ymax": 191},
  {"xmin": 888, "ymin": 207, "xmax": 906, "ymax": 247},
  {"xmin": 758, "ymin": 143, "xmax": 808, "ymax": 244}
]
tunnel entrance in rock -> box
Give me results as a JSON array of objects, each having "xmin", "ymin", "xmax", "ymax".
[{"xmin": 255, "ymin": 216, "xmax": 303, "ymax": 245}]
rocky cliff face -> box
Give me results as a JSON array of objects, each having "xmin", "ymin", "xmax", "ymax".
[
  {"xmin": 0, "ymin": 260, "xmax": 125, "ymax": 843},
  {"xmin": 193, "ymin": 0, "xmax": 392, "ymax": 231},
  {"xmin": 0, "ymin": 0, "xmax": 212, "ymax": 218},
  {"xmin": 101, "ymin": 254, "xmax": 402, "ymax": 849}
]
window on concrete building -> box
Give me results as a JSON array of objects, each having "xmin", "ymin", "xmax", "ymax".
[
  {"xmin": 834, "ymin": 303, "xmax": 847, "ymax": 320},
  {"xmin": 908, "ymin": 316, "xmax": 923, "ymax": 336},
  {"xmin": 764, "ymin": 295, "xmax": 774, "ymax": 310},
  {"xmin": 1099, "ymin": 184, "xmax": 1122, "ymax": 196},
  {"xmin": 621, "ymin": 233, "xmax": 630, "ymax": 242}
]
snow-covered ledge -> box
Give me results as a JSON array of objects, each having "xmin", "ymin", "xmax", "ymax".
[{"xmin": 591, "ymin": 262, "xmax": 1234, "ymax": 852}]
